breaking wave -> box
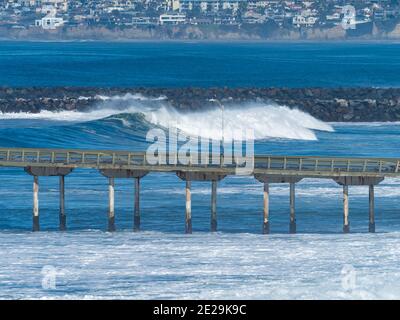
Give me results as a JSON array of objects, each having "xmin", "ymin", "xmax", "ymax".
[{"xmin": 0, "ymin": 93, "xmax": 334, "ymax": 141}]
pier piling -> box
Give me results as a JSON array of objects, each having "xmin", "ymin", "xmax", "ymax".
[
  {"xmin": 176, "ymin": 171, "xmax": 226, "ymax": 234},
  {"xmin": 99, "ymin": 169, "xmax": 148, "ymax": 232},
  {"xmin": 134, "ymin": 178, "xmax": 140, "ymax": 232},
  {"xmin": 211, "ymin": 180, "xmax": 217, "ymax": 232},
  {"xmin": 32, "ymin": 175, "xmax": 39, "ymax": 232},
  {"xmin": 59, "ymin": 175, "xmax": 66, "ymax": 231},
  {"xmin": 369, "ymin": 184, "xmax": 375, "ymax": 233},
  {"xmin": 343, "ymin": 185, "xmax": 350, "ymax": 233},
  {"xmin": 185, "ymin": 179, "xmax": 192, "ymax": 234},
  {"xmin": 263, "ymin": 183, "xmax": 270, "ymax": 234},
  {"xmin": 108, "ymin": 177, "xmax": 115, "ymax": 232},
  {"xmin": 289, "ymin": 182, "xmax": 296, "ymax": 234}
]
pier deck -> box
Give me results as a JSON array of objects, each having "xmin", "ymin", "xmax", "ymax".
[
  {"xmin": 1, "ymin": 147, "xmax": 398, "ymax": 176},
  {"xmin": 0, "ymin": 147, "xmax": 398, "ymax": 233}
]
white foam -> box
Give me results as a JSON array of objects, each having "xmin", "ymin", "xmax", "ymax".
[
  {"xmin": 146, "ymin": 103, "xmax": 333, "ymax": 141},
  {"xmin": 1, "ymin": 231, "xmax": 400, "ymax": 299}
]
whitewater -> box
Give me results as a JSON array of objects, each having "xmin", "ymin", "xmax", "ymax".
[{"xmin": 2, "ymin": 231, "xmax": 400, "ymax": 299}]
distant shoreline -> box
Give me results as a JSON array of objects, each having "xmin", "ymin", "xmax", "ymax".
[
  {"xmin": 2, "ymin": 38, "xmax": 400, "ymax": 44},
  {"xmin": 2, "ymin": 87, "xmax": 400, "ymax": 122},
  {"xmin": 2, "ymin": 21, "xmax": 400, "ymax": 42}
]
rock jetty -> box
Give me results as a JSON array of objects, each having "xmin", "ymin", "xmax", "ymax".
[{"xmin": 1, "ymin": 87, "xmax": 400, "ymax": 122}]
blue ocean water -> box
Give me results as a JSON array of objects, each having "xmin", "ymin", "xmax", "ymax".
[
  {"xmin": 1, "ymin": 41, "xmax": 400, "ymax": 87},
  {"xmin": 1, "ymin": 42, "xmax": 400, "ymax": 299}
]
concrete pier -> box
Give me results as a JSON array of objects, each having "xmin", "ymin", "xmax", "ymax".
[
  {"xmin": 369, "ymin": 184, "xmax": 375, "ymax": 233},
  {"xmin": 343, "ymin": 185, "xmax": 350, "ymax": 233},
  {"xmin": 211, "ymin": 180, "xmax": 217, "ymax": 232},
  {"xmin": 33, "ymin": 176, "xmax": 39, "ymax": 232},
  {"xmin": 59, "ymin": 175, "xmax": 66, "ymax": 231},
  {"xmin": 185, "ymin": 179, "xmax": 192, "ymax": 234},
  {"xmin": 1, "ymin": 147, "xmax": 395, "ymax": 233},
  {"xmin": 263, "ymin": 183, "xmax": 270, "ymax": 234},
  {"xmin": 289, "ymin": 182, "xmax": 296, "ymax": 234},
  {"xmin": 108, "ymin": 177, "xmax": 115, "ymax": 232}
]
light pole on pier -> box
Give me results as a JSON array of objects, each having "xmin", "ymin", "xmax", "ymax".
[{"xmin": 209, "ymin": 98, "xmax": 225, "ymax": 165}]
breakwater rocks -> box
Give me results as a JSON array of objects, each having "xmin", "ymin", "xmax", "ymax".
[{"xmin": 1, "ymin": 87, "xmax": 400, "ymax": 122}]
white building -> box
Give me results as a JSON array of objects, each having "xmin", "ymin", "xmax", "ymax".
[
  {"xmin": 243, "ymin": 11, "xmax": 266, "ymax": 24},
  {"xmin": 39, "ymin": 4, "xmax": 57, "ymax": 15},
  {"xmin": 35, "ymin": 9, "xmax": 64, "ymax": 30},
  {"xmin": 179, "ymin": 0, "xmax": 244, "ymax": 13},
  {"xmin": 326, "ymin": 12, "xmax": 341, "ymax": 21},
  {"xmin": 159, "ymin": 13, "xmax": 186, "ymax": 25},
  {"xmin": 35, "ymin": 16, "xmax": 64, "ymax": 29},
  {"xmin": 16, "ymin": 0, "xmax": 40, "ymax": 6},
  {"xmin": 166, "ymin": 0, "xmax": 181, "ymax": 11},
  {"xmin": 222, "ymin": 1, "xmax": 240, "ymax": 12},
  {"xmin": 44, "ymin": 0, "xmax": 68, "ymax": 13}
]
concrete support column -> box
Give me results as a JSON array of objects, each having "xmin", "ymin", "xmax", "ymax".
[
  {"xmin": 185, "ymin": 179, "xmax": 192, "ymax": 234},
  {"xmin": 108, "ymin": 177, "xmax": 115, "ymax": 232},
  {"xmin": 343, "ymin": 185, "xmax": 350, "ymax": 233},
  {"xmin": 33, "ymin": 175, "xmax": 39, "ymax": 232},
  {"xmin": 134, "ymin": 177, "xmax": 140, "ymax": 232},
  {"xmin": 369, "ymin": 184, "xmax": 375, "ymax": 233},
  {"xmin": 59, "ymin": 175, "xmax": 66, "ymax": 231},
  {"xmin": 211, "ymin": 180, "xmax": 217, "ymax": 232},
  {"xmin": 263, "ymin": 183, "xmax": 270, "ymax": 234},
  {"xmin": 289, "ymin": 182, "xmax": 296, "ymax": 234}
]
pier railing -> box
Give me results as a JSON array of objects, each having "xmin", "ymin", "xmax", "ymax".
[{"xmin": 0, "ymin": 147, "xmax": 399, "ymax": 177}]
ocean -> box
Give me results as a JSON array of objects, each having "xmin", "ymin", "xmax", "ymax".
[
  {"xmin": 1, "ymin": 42, "xmax": 400, "ymax": 299},
  {"xmin": 2, "ymin": 41, "xmax": 400, "ymax": 87}
]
